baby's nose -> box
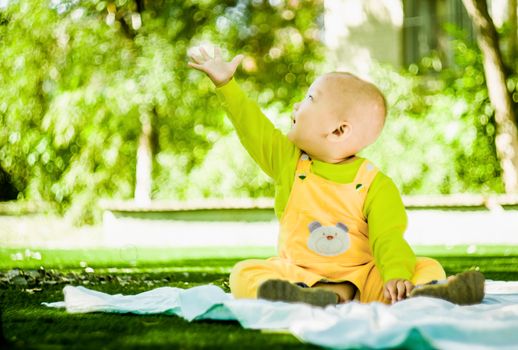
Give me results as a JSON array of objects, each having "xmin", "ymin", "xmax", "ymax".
[{"xmin": 293, "ymin": 102, "xmax": 300, "ymax": 110}]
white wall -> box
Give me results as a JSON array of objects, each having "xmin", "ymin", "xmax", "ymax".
[{"xmin": 323, "ymin": 0, "xmax": 403, "ymax": 76}]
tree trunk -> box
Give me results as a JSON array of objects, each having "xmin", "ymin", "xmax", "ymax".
[
  {"xmin": 135, "ymin": 112, "xmax": 153, "ymax": 205},
  {"xmin": 509, "ymin": 0, "xmax": 517, "ymax": 64},
  {"xmin": 462, "ymin": 0, "xmax": 518, "ymax": 193},
  {"xmin": 115, "ymin": 0, "xmax": 154, "ymax": 204}
]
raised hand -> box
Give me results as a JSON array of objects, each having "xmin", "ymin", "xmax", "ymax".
[{"xmin": 188, "ymin": 46, "xmax": 244, "ymax": 87}]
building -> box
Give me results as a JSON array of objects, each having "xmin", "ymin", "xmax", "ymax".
[{"xmin": 324, "ymin": 0, "xmax": 511, "ymax": 74}]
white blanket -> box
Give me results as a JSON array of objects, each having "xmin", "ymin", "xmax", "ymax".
[{"xmin": 43, "ymin": 281, "xmax": 518, "ymax": 350}]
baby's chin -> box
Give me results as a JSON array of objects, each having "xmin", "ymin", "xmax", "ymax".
[
  {"xmin": 286, "ymin": 131, "xmax": 306, "ymax": 151},
  {"xmin": 286, "ymin": 129, "xmax": 296, "ymax": 143}
]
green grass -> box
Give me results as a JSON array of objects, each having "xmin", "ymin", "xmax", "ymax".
[
  {"xmin": 2, "ymin": 245, "xmax": 518, "ymax": 349},
  {"xmin": 1, "ymin": 286, "xmax": 318, "ymax": 350},
  {"xmin": 0, "ymin": 246, "xmax": 277, "ymax": 270}
]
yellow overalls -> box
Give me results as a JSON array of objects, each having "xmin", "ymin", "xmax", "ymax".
[{"xmin": 230, "ymin": 153, "xmax": 446, "ymax": 304}]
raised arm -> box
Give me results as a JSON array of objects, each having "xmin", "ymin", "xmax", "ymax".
[{"xmin": 188, "ymin": 46, "xmax": 297, "ymax": 180}]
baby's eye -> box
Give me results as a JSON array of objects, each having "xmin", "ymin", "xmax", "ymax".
[{"xmin": 306, "ymin": 94, "xmax": 314, "ymax": 101}]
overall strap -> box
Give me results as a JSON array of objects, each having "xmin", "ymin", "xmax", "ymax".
[
  {"xmin": 295, "ymin": 152, "xmax": 311, "ymax": 180},
  {"xmin": 352, "ymin": 160, "xmax": 379, "ymax": 194}
]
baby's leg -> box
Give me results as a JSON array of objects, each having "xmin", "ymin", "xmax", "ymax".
[
  {"xmin": 360, "ymin": 257, "xmax": 447, "ymax": 304},
  {"xmin": 312, "ymin": 281, "xmax": 357, "ymax": 303},
  {"xmin": 411, "ymin": 256, "xmax": 447, "ymax": 285},
  {"xmin": 410, "ymin": 258, "xmax": 484, "ymax": 305},
  {"xmin": 257, "ymin": 279, "xmax": 339, "ymax": 307},
  {"xmin": 229, "ymin": 258, "xmax": 324, "ymax": 299}
]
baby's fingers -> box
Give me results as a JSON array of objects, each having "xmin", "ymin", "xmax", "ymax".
[
  {"xmin": 385, "ymin": 284, "xmax": 397, "ymax": 304},
  {"xmin": 189, "ymin": 51, "xmax": 204, "ymax": 64},
  {"xmin": 404, "ymin": 281, "xmax": 414, "ymax": 296},
  {"xmin": 214, "ymin": 46, "xmax": 222, "ymax": 59},
  {"xmin": 383, "ymin": 285, "xmax": 391, "ymax": 301},
  {"xmin": 199, "ymin": 46, "xmax": 211, "ymax": 60},
  {"xmin": 396, "ymin": 280, "xmax": 407, "ymax": 301},
  {"xmin": 230, "ymin": 54, "xmax": 244, "ymax": 70},
  {"xmin": 187, "ymin": 61, "xmax": 206, "ymax": 72}
]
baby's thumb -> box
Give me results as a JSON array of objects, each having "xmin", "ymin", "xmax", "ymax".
[{"xmin": 230, "ymin": 54, "xmax": 244, "ymax": 70}]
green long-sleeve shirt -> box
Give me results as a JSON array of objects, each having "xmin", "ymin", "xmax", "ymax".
[{"xmin": 216, "ymin": 78, "xmax": 416, "ymax": 282}]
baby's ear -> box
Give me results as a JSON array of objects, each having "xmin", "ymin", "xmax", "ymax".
[{"xmin": 327, "ymin": 121, "xmax": 352, "ymax": 143}]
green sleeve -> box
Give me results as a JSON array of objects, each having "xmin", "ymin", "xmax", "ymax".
[
  {"xmin": 365, "ymin": 175, "xmax": 416, "ymax": 282},
  {"xmin": 215, "ymin": 78, "xmax": 297, "ymax": 181}
]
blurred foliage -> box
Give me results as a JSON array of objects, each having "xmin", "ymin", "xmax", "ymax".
[
  {"xmin": 0, "ymin": 0, "xmax": 323, "ymax": 223},
  {"xmin": 0, "ymin": 1, "xmax": 513, "ymax": 225},
  {"xmin": 364, "ymin": 26, "xmax": 505, "ymax": 195},
  {"xmin": 365, "ymin": 26, "xmax": 517, "ymax": 194}
]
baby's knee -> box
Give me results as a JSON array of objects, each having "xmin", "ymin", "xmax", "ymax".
[
  {"xmin": 416, "ymin": 257, "xmax": 444, "ymax": 270},
  {"xmin": 413, "ymin": 257, "xmax": 446, "ymax": 284},
  {"xmin": 229, "ymin": 259, "xmax": 266, "ymax": 298},
  {"xmin": 229, "ymin": 259, "xmax": 264, "ymax": 279}
]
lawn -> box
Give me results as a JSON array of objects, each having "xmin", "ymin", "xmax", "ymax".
[{"xmin": 1, "ymin": 245, "xmax": 518, "ymax": 349}]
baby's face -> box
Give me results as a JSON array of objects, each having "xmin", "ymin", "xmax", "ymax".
[{"xmin": 287, "ymin": 75, "xmax": 350, "ymax": 159}]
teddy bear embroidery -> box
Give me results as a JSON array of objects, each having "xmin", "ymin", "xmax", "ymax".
[{"xmin": 307, "ymin": 221, "xmax": 350, "ymax": 256}]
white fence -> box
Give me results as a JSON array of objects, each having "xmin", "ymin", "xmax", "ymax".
[{"xmin": 102, "ymin": 209, "xmax": 518, "ymax": 248}]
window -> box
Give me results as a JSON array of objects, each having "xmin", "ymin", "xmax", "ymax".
[{"xmin": 403, "ymin": 0, "xmax": 474, "ymax": 66}]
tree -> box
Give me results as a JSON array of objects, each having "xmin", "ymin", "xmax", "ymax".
[
  {"xmin": 0, "ymin": 0, "xmax": 324, "ymax": 223},
  {"xmin": 509, "ymin": 0, "xmax": 517, "ymax": 64},
  {"xmin": 105, "ymin": 0, "xmax": 153, "ymax": 205},
  {"xmin": 462, "ymin": 0, "xmax": 518, "ymax": 193}
]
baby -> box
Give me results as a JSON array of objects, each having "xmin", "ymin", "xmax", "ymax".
[{"xmin": 188, "ymin": 46, "xmax": 485, "ymax": 306}]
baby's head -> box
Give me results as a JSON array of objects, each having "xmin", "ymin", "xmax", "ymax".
[{"xmin": 287, "ymin": 72, "xmax": 386, "ymax": 163}]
